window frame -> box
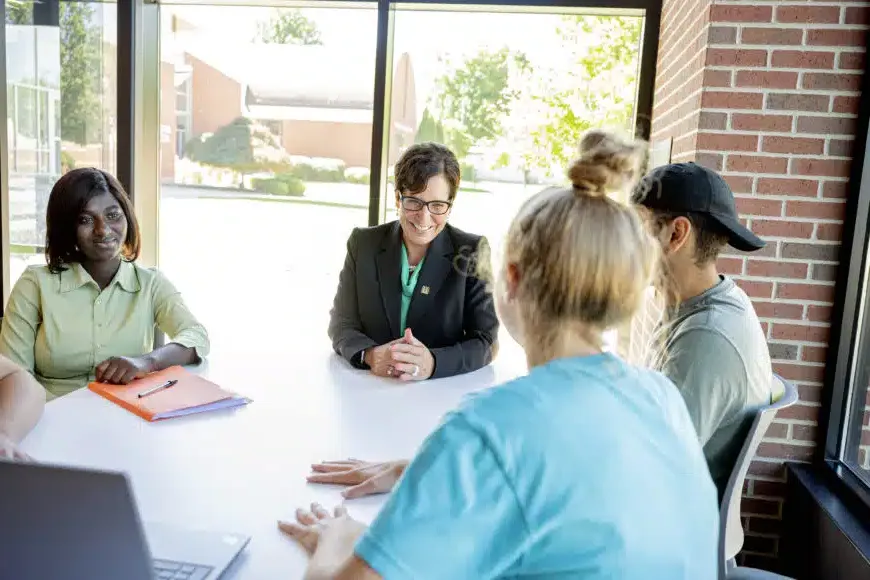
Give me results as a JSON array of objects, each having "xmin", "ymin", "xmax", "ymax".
[
  {"xmin": 820, "ymin": 27, "xmax": 870, "ymax": 513},
  {"xmin": 366, "ymin": 0, "xmax": 661, "ymax": 225},
  {"xmin": 0, "ymin": 0, "xmax": 662, "ymax": 305}
]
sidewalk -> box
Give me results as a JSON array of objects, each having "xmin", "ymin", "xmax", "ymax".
[{"xmin": 162, "ymin": 182, "xmax": 370, "ymax": 210}]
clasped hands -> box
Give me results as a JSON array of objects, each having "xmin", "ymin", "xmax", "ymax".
[{"xmin": 365, "ymin": 329, "xmax": 434, "ymax": 381}]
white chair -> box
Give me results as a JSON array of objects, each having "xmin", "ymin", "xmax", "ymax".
[{"xmin": 720, "ymin": 374, "xmax": 799, "ymax": 580}]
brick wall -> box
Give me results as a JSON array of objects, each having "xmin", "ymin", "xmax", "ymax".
[
  {"xmin": 651, "ymin": 0, "xmax": 713, "ymax": 160},
  {"xmin": 651, "ymin": 0, "xmax": 870, "ymax": 570}
]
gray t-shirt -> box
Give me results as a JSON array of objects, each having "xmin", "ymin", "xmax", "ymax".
[{"xmin": 652, "ymin": 276, "xmax": 777, "ymax": 499}]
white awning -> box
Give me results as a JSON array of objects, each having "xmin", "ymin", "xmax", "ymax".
[{"xmin": 245, "ymin": 104, "xmax": 373, "ymax": 124}]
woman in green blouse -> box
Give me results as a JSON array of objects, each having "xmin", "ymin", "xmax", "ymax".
[{"xmin": 0, "ymin": 168, "xmax": 209, "ymax": 399}]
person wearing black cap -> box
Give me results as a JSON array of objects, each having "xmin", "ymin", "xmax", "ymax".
[{"xmin": 631, "ymin": 161, "xmax": 779, "ymax": 500}]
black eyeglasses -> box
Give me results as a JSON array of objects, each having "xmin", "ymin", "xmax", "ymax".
[{"xmin": 400, "ymin": 196, "xmax": 453, "ymax": 215}]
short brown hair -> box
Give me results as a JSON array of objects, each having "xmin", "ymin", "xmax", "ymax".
[
  {"xmin": 394, "ymin": 142, "xmax": 461, "ymax": 200},
  {"xmin": 649, "ymin": 210, "xmax": 729, "ymax": 266},
  {"xmin": 46, "ymin": 168, "xmax": 140, "ymax": 273}
]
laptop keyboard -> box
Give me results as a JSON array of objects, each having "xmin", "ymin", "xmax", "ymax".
[{"xmin": 153, "ymin": 558, "xmax": 213, "ymax": 580}]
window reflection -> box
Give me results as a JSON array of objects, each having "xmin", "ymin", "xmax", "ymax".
[
  {"xmin": 4, "ymin": 0, "xmax": 117, "ymax": 285},
  {"xmin": 157, "ymin": 5, "xmax": 377, "ymax": 351}
]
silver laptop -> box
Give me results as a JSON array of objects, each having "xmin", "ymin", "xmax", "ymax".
[{"xmin": 0, "ymin": 459, "xmax": 250, "ymax": 580}]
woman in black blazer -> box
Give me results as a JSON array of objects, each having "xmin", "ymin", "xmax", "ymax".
[{"xmin": 328, "ymin": 143, "xmax": 499, "ymax": 380}]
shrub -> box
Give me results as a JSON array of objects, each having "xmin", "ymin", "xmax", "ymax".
[
  {"xmin": 273, "ymin": 173, "xmax": 306, "ymax": 196},
  {"xmin": 460, "ymin": 162, "xmax": 477, "ymax": 183},
  {"xmin": 61, "ymin": 150, "xmax": 76, "ymax": 172},
  {"xmin": 186, "ymin": 117, "xmax": 293, "ymax": 178},
  {"xmin": 252, "ymin": 178, "xmax": 288, "ymax": 195},
  {"xmin": 345, "ymin": 167, "xmax": 370, "ymax": 185},
  {"xmin": 288, "ymin": 155, "xmax": 345, "ymax": 182},
  {"xmin": 252, "ymin": 174, "xmax": 306, "ymax": 197}
]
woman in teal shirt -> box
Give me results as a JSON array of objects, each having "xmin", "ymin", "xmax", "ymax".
[
  {"xmin": 281, "ymin": 131, "xmax": 719, "ymax": 578},
  {"xmin": 328, "ymin": 143, "xmax": 499, "ymax": 381}
]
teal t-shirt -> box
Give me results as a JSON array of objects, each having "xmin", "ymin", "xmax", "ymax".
[
  {"xmin": 399, "ymin": 244, "xmax": 424, "ymax": 333},
  {"xmin": 355, "ymin": 353, "xmax": 719, "ymax": 579}
]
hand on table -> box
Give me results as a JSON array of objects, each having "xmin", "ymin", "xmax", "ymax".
[
  {"xmin": 388, "ymin": 329, "xmax": 434, "ymax": 381},
  {"xmin": 95, "ymin": 356, "xmax": 154, "ymax": 384},
  {"xmin": 0, "ymin": 431, "xmax": 31, "ymax": 462},
  {"xmin": 364, "ymin": 340, "xmax": 402, "ymax": 378},
  {"xmin": 278, "ymin": 502, "xmax": 366, "ymax": 556},
  {"xmin": 307, "ymin": 459, "xmax": 409, "ymax": 499}
]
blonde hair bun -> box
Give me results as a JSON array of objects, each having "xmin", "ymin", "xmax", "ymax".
[{"xmin": 567, "ymin": 129, "xmax": 648, "ymax": 197}]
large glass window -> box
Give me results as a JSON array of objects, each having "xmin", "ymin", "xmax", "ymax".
[
  {"xmin": 4, "ymin": 0, "xmax": 117, "ymax": 286},
  {"xmin": 845, "ymin": 379, "xmax": 870, "ymax": 478},
  {"xmin": 383, "ymin": 7, "xmax": 644, "ymax": 356},
  {"xmin": 157, "ymin": 4, "xmax": 378, "ymax": 352},
  {"xmin": 839, "ymin": 246, "xmax": 870, "ymax": 484},
  {"xmin": 0, "ymin": 1, "xmax": 656, "ymax": 348},
  {"xmin": 384, "ymin": 8, "xmax": 643, "ymax": 260},
  {"xmin": 824, "ymin": 55, "xmax": 870, "ymax": 503}
]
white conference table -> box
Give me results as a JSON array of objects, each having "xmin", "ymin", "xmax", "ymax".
[{"xmin": 19, "ymin": 349, "xmax": 528, "ymax": 578}]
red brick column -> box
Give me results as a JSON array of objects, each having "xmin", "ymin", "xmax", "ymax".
[{"xmin": 651, "ymin": 0, "xmax": 869, "ymax": 569}]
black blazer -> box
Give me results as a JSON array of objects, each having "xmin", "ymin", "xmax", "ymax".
[{"xmin": 328, "ymin": 221, "xmax": 499, "ymax": 379}]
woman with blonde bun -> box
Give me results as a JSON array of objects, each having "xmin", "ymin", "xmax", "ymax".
[{"xmin": 278, "ymin": 130, "xmax": 719, "ymax": 580}]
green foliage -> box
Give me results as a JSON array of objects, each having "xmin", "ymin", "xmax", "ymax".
[
  {"xmin": 252, "ymin": 174, "xmax": 306, "ymax": 196},
  {"xmin": 459, "ymin": 162, "xmax": 477, "ymax": 184},
  {"xmin": 287, "ymin": 158, "xmax": 345, "ymax": 182},
  {"xmin": 252, "ymin": 178, "xmax": 289, "ymax": 195},
  {"xmin": 433, "ymin": 48, "xmax": 528, "ymax": 158},
  {"xmin": 7, "ymin": 0, "xmax": 103, "ymax": 147},
  {"xmin": 414, "ymin": 108, "xmax": 445, "ymax": 144},
  {"xmin": 5, "ymin": 0, "xmax": 31, "ymax": 24},
  {"xmin": 344, "ymin": 167, "xmax": 370, "ymax": 185},
  {"xmin": 188, "ymin": 117, "xmax": 293, "ymax": 176},
  {"xmin": 60, "ymin": 2, "xmax": 102, "ymax": 146},
  {"xmin": 523, "ymin": 16, "xmax": 642, "ymax": 172},
  {"xmin": 256, "ymin": 9, "xmax": 322, "ymax": 45},
  {"xmin": 61, "ymin": 150, "xmax": 76, "ymax": 171}
]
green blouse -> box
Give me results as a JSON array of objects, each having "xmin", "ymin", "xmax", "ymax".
[{"xmin": 0, "ymin": 262, "xmax": 209, "ymax": 399}]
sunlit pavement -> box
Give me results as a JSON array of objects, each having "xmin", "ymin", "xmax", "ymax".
[{"xmin": 155, "ymin": 183, "xmax": 535, "ymax": 361}]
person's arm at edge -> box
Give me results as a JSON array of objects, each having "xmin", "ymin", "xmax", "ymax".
[
  {"xmin": 0, "ymin": 268, "xmax": 40, "ymax": 377},
  {"xmin": 307, "ymin": 552, "xmax": 381, "ymax": 580},
  {"xmin": 429, "ymin": 236, "xmax": 499, "ymax": 379},
  {"xmin": 0, "ymin": 354, "xmax": 45, "ymax": 442},
  {"xmin": 329, "ymin": 228, "xmax": 378, "ymax": 367},
  {"xmin": 303, "ymin": 414, "xmax": 499, "ymax": 579},
  {"xmin": 0, "ymin": 269, "xmax": 44, "ymax": 440},
  {"xmin": 146, "ymin": 270, "xmax": 210, "ymax": 371}
]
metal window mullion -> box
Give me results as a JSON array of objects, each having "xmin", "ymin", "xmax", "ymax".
[
  {"xmin": 0, "ymin": 0, "xmax": 9, "ymax": 307},
  {"xmin": 822, "ymin": 28, "xmax": 870, "ymax": 466},
  {"xmin": 367, "ymin": 0, "xmax": 395, "ymax": 227}
]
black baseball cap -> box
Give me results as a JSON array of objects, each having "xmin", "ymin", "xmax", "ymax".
[{"xmin": 632, "ymin": 162, "xmax": 766, "ymax": 252}]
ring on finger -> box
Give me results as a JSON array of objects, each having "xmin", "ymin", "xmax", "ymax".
[{"xmin": 412, "ymin": 364, "xmax": 419, "ymax": 377}]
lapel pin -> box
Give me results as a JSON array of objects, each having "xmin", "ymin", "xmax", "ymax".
[{"xmin": 421, "ymin": 286, "xmax": 430, "ymax": 295}]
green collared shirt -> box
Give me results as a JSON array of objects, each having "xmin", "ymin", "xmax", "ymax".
[{"xmin": 0, "ymin": 261, "xmax": 209, "ymax": 399}]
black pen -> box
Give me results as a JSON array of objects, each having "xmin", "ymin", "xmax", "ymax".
[{"xmin": 137, "ymin": 379, "xmax": 178, "ymax": 398}]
